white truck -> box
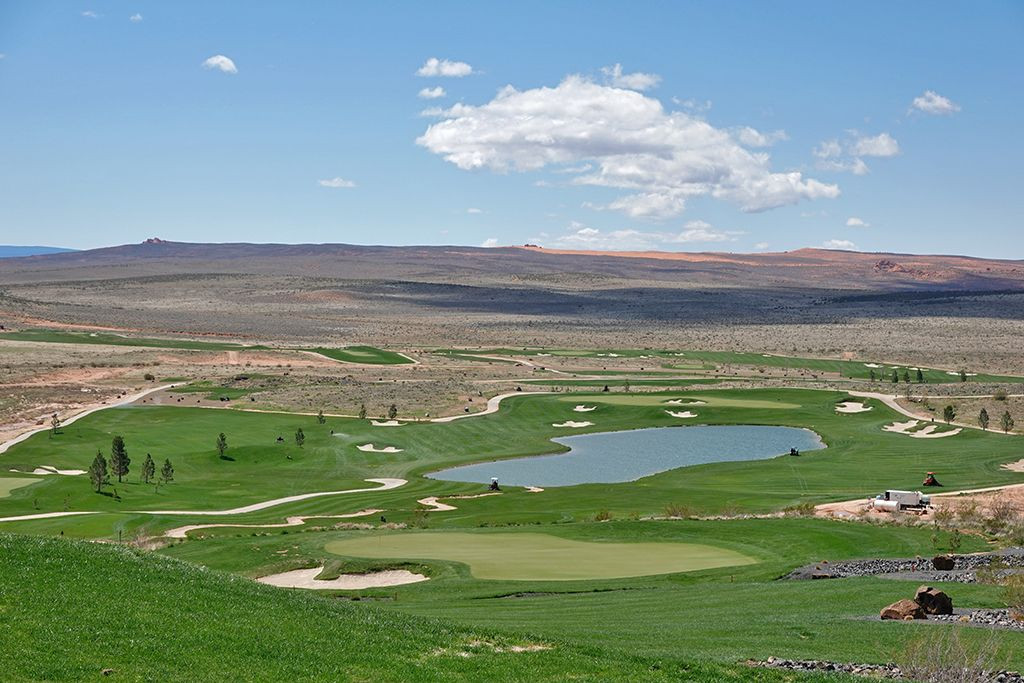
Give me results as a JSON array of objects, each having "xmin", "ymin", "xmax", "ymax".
[{"xmin": 870, "ymin": 489, "xmax": 931, "ymax": 512}]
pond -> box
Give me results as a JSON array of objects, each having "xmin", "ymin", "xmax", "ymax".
[{"xmin": 427, "ymin": 425, "xmax": 824, "ymax": 487}]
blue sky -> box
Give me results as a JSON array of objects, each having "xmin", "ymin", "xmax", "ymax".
[{"xmin": 0, "ymin": 2, "xmax": 1021, "ymax": 256}]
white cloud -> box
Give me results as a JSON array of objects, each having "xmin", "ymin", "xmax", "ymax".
[
  {"xmin": 911, "ymin": 90, "xmax": 960, "ymax": 115},
  {"xmin": 202, "ymin": 55, "xmax": 237, "ymax": 74},
  {"xmin": 672, "ymin": 97, "xmax": 712, "ymax": 113},
  {"xmin": 845, "ymin": 216, "xmax": 869, "ymax": 228},
  {"xmin": 823, "ymin": 239, "xmax": 856, "ymax": 250},
  {"xmin": 536, "ymin": 220, "xmax": 739, "ymax": 251},
  {"xmin": 417, "ymin": 57, "xmax": 473, "ymax": 78},
  {"xmin": 480, "ymin": 238, "xmax": 499, "ymax": 248},
  {"xmin": 418, "ymin": 75, "xmax": 838, "ymax": 220},
  {"xmin": 813, "ymin": 140, "xmax": 842, "ymax": 159},
  {"xmin": 851, "ymin": 132, "xmax": 899, "ymax": 158},
  {"xmin": 466, "ymin": 207, "xmax": 483, "ymax": 214},
  {"xmin": 754, "ymin": 241, "xmax": 770, "ymax": 250},
  {"xmin": 129, "ymin": 13, "xmax": 143, "ymax": 23},
  {"xmin": 81, "ymin": 10, "xmax": 98, "ymax": 18},
  {"xmin": 418, "ymin": 86, "xmax": 446, "ymax": 99},
  {"xmin": 600, "ymin": 63, "xmax": 661, "ymax": 91},
  {"xmin": 735, "ymin": 126, "xmax": 788, "ymax": 148},
  {"xmin": 317, "ymin": 177, "xmax": 356, "ymax": 188}
]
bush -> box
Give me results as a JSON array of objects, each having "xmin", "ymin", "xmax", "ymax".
[
  {"xmin": 143, "ymin": 372, "xmax": 155, "ymax": 381},
  {"xmin": 593, "ymin": 509, "xmax": 613, "ymax": 522},
  {"xmin": 663, "ymin": 503, "xmax": 694, "ymax": 518}
]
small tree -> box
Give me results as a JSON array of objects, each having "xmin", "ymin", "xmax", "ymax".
[
  {"xmin": 916, "ymin": 368, "xmax": 924, "ymax": 383},
  {"xmin": 141, "ymin": 453, "xmax": 156, "ymax": 484},
  {"xmin": 959, "ymin": 369, "xmax": 968, "ymax": 382},
  {"xmin": 869, "ymin": 369, "xmax": 876, "ymax": 382},
  {"xmin": 891, "ymin": 369, "xmax": 899, "ymax": 384},
  {"xmin": 316, "ymin": 409, "xmax": 326, "ymax": 425},
  {"xmin": 942, "ymin": 405, "xmax": 956, "ymax": 424},
  {"xmin": 358, "ymin": 403, "xmax": 367, "ymax": 420},
  {"xmin": 1002, "ymin": 411, "xmax": 1015, "ymax": 434},
  {"xmin": 387, "ymin": 404, "xmax": 398, "ymax": 420},
  {"xmin": 160, "ymin": 458, "xmax": 174, "ymax": 483},
  {"xmin": 902, "ymin": 370, "xmax": 911, "ymax": 383},
  {"xmin": 216, "ymin": 432, "xmax": 228, "ymax": 458},
  {"xmin": 294, "ymin": 428, "xmax": 305, "ymax": 448},
  {"xmin": 50, "ymin": 414, "xmax": 61, "ymax": 436},
  {"xmin": 110, "ymin": 435, "xmax": 130, "ymax": 483},
  {"xmin": 979, "ymin": 408, "xmax": 990, "ymax": 431},
  {"xmin": 88, "ymin": 450, "xmax": 108, "ymax": 493}
]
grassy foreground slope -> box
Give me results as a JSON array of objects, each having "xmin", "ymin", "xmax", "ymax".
[{"xmin": 0, "ymin": 534, "xmax": 847, "ymax": 682}]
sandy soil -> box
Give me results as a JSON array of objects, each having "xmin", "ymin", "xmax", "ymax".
[
  {"xmin": 355, "ymin": 444, "xmax": 404, "ymax": 453},
  {"xmin": 1002, "ymin": 459, "xmax": 1024, "ymax": 473},
  {"xmin": 418, "ymin": 492, "xmax": 502, "ymax": 512},
  {"xmin": 835, "ymin": 401, "xmax": 872, "ymax": 413},
  {"xmin": 370, "ymin": 420, "xmax": 403, "ymax": 427},
  {"xmin": 665, "ymin": 410, "xmax": 697, "ymax": 418},
  {"xmin": 552, "ymin": 421, "xmax": 593, "ymax": 428},
  {"xmin": 573, "ymin": 405, "xmax": 596, "ymax": 412},
  {"xmin": 882, "ymin": 419, "xmax": 962, "ymax": 438},
  {"xmin": 256, "ymin": 567, "xmax": 428, "ymax": 590}
]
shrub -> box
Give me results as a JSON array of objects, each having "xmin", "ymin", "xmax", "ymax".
[{"xmin": 593, "ymin": 509, "xmax": 613, "ymax": 522}]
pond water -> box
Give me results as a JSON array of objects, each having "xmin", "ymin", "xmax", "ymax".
[{"xmin": 427, "ymin": 425, "xmax": 824, "ymax": 487}]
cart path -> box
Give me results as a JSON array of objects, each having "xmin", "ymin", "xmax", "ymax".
[
  {"xmin": 429, "ymin": 391, "xmax": 553, "ymax": 422},
  {"xmin": 848, "ymin": 390, "xmax": 1016, "ymax": 435},
  {"xmin": 164, "ymin": 508, "xmax": 384, "ymax": 538},
  {"xmin": 0, "ymin": 478, "xmax": 406, "ymax": 524}
]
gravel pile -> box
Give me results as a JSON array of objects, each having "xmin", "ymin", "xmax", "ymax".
[
  {"xmin": 751, "ymin": 657, "xmax": 1024, "ymax": 681},
  {"xmin": 784, "ymin": 548, "xmax": 1024, "ymax": 583},
  {"xmin": 930, "ymin": 608, "xmax": 1024, "ymax": 631}
]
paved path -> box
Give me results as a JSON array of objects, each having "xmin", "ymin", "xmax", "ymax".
[
  {"xmin": 848, "ymin": 390, "xmax": 1015, "ymax": 435},
  {"xmin": 429, "ymin": 391, "xmax": 552, "ymax": 422}
]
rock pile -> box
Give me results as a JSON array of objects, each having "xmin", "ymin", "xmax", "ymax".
[
  {"xmin": 783, "ymin": 548, "xmax": 1024, "ymax": 584},
  {"xmin": 881, "ymin": 585, "xmax": 953, "ymax": 620},
  {"xmin": 751, "ymin": 657, "xmax": 1024, "ymax": 681},
  {"xmin": 930, "ymin": 609, "xmax": 1024, "ymax": 631}
]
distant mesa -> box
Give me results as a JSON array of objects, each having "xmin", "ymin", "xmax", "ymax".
[
  {"xmin": 0, "ymin": 245, "xmax": 77, "ymax": 258},
  {"xmin": 522, "ymin": 243, "xmax": 541, "ymax": 248},
  {"xmin": 143, "ymin": 237, "xmax": 168, "ymax": 245}
]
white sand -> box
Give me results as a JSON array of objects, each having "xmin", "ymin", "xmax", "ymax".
[
  {"xmin": 835, "ymin": 401, "xmax": 872, "ymax": 414},
  {"xmin": 664, "ymin": 399, "xmax": 706, "ymax": 406},
  {"xmin": 863, "ymin": 363, "xmax": 881, "ymax": 368},
  {"xmin": 665, "ymin": 410, "xmax": 697, "ymax": 418},
  {"xmin": 525, "ymin": 486, "xmax": 544, "ymax": 493},
  {"xmin": 946, "ymin": 371, "xmax": 977, "ymax": 376},
  {"xmin": 370, "ymin": 420, "xmax": 403, "ymax": 427},
  {"xmin": 165, "ymin": 509, "xmax": 382, "ymax": 539},
  {"xmin": 31, "ymin": 465, "xmax": 87, "ymax": 476},
  {"xmin": 257, "ymin": 567, "xmax": 428, "ymax": 590},
  {"xmin": 573, "ymin": 405, "xmax": 596, "ymax": 412},
  {"xmin": 356, "ymin": 444, "xmax": 404, "ymax": 453},
  {"xmin": 552, "ymin": 421, "xmax": 593, "ymax": 428},
  {"xmin": 1001, "ymin": 459, "xmax": 1024, "ymax": 473},
  {"xmin": 418, "ymin": 492, "xmax": 501, "ymax": 512},
  {"xmin": 883, "ymin": 420, "xmax": 961, "ymax": 439}
]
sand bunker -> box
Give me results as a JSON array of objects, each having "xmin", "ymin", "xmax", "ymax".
[
  {"xmin": 356, "ymin": 444, "xmax": 404, "ymax": 453},
  {"xmin": 26, "ymin": 466, "xmax": 86, "ymax": 476},
  {"xmin": 947, "ymin": 371, "xmax": 978, "ymax": 377},
  {"xmin": 883, "ymin": 420, "xmax": 962, "ymax": 439},
  {"xmin": 835, "ymin": 401, "xmax": 872, "ymax": 414},
  {"xmin": 257, "ymin": 567, "xmax": 428, "ymax": 590},
  {"xmin": 573, "ymin": 405, "xmax": 596, "ymax": 412},
  {"xmin": 665, "ymin": 410, "xmax": 697, "ymax": 418},
  {"xmin": 164, "ymin": 509, "xmax": 382, "ymax": 539},
  {"xmin": 664, "ymin": 399, "xmax": 706, "ymax": 406},
  {"xmin": 863, "ymin": 363, "xmax": 882, "ymax": 368},
  {"xmin": 1001, "ymin": 459, "xmax": 1024, "ymax": 473},
  {"xmin": 418, "ymin": 492, "xmax": 502, "ymax": 512},
  {"xmin": 552, "ymin": 421, "xmax": 593, "ymax": 428},
  {"xmin": 525, "ymin": 486, "xmax": 544, "ymax": 493},
  {"xmin": 370, "ymin": 420, "xmax": 403, "ymax": 427}
]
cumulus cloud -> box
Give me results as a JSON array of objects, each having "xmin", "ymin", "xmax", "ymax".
[
  {"xmin": 417, "ymin": 57, "xmax": 473, "ymax": 78},
  {"xmin": 81, "ymin": 10, "xmax": 98, "ymax": 18},
  {"xmin": 814, "ymin": 132, "xmax": 898, "ymax": 174},
  {"xmin": 911, "ymin": 90, "xmax": 960, "ymax": 115},
  {"xmin": 845, "ymin": 216, "xmax": 869, "ymax": 228},
  {"xmin": 317, "ymin": 177, "xmax": 356, "ymax": 188},
  {"xmin": 466, "ymin": 207, "xmax": 483, "ymax": 214},
  {"xmin": 480, "ymin": 237, "xmax": 499, "ymax": 247},
  {"xmin": 600, "ymin": 63, "xmax": 661, "ymax": 91},
  {"xmin": 823, "ymin": 239, "xmax": 856, "ymax": 250},
  {"xmin": 734, "ymin": 126, "xmax": 788, "ymax": 148},
  {"xmin": 851, "ymin": 132, "xmax": 900, "ymax": 157},
  {"xmin": 202, "ymin": 55, "xmax": 237, "ymax": 74},
  {"xmin": 418, "ymin": 86, "xmax": 446, "ymax": 99},
  {"xmin": 537, "ymin": 220, "xmax": 740, "ymax": 251},
  {"xmin": 754, "ymin": 241, "xmax": 770, "ymax": 250},
  {"xmin": 129, "ymin": 13, "xmax": 143, "ymax": 23},
  {"xmin": 418, "ymin": 75, "xmax": 838, "ymax": 219}
]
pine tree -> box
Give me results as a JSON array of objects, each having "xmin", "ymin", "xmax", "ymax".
[
  {"xmin": 1002, "ymin": 411, "xmax": 1015, "ymax": 434},
  {"xmin": 295, "ymin": 428, "xmax": 305, "ymax": 447},
  {"xmin": 891, "ymin": 369, "xmax": 899, "ymax": 383},
  {"xmin": 869, "ymin": 369, "xmax": 876, "ymax": 382},
  {"xmin": 943, "ymin": 405, "xmax": 956, "ymax": 424},
  {"xmin": 110, "ymin": 435, "xmax": 130, "ymax": 483},
  {"xmin": 50, "ymin": 413, "xmax": 61, "ymax": 436},
  {"xmin": 141, "ymin": 453, "xmax": 156, "ymax": 484},
  {"xmin": 387, "ymin": 404, "xmax": 398, "ymax": 420},
  {"xmin": 88, "ymin": 450, "xmax": 108, "ymax": 493},
  {"xmin": 160, "ymin": 459, "xmax": 174, "ymax": 483},
  {"xmin": 358, "ymin": 404, "xmax": 367, "ymax": 420},
  {"xmin": 902, "ymin": 370, "xmax": 911, "ymax": 383},
  {"xmin": 979, "ymin": 408, "xmax": 990, "ymax": 431},
  {"xmin": 317, "ymin": 409, "xmax": 326, "ymax": 424},
  {"xmin": 916, "ymin": 368, "xmax": 924, "ymax": 383},
  {"xmin": 216, "ymin": 432, "xmax": 228, "ymax": 458}
]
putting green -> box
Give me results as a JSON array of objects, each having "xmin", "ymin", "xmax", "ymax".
[
  {"xmin": 326, "ymin": 532, "xmax": 756, "ymax": 580},
  {"xmin": 560, "ymin": 395, "xmax": 800, "ymax": 409},
  {"xmin": 0, "ymin": 478, "xmax": 40, "ymax": 498}
]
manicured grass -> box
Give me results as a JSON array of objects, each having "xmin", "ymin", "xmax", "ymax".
[
  {"xmin": 326, "ymin": 531, "xmax": 755, "ymax": 580},
  {"xmin": 0, "ymin": 329, "xmax": 254, "ymax": 351},
  {"xmin": 6, "ymin": 533, "xmax": 801, "ymax": 682},
  {"xmin": 308, "ymin": 345, "xmax": 414, "ymax": 364},
  {"xmin": 0, "ymin": 478, "xmax": 38, "ymax": 498}
]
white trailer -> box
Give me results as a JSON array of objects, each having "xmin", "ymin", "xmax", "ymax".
[{"xmin": 870, "ymin": 489, "xmax": 931, "ymax": 512}]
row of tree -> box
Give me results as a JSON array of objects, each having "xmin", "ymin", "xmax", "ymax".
[
  {"xmin": 979, "ymin": 407, "xmax": 1015, "ymax": 433},
  {"xmin": 88, "ymin": 436, "xmax": 174, "ymax": 494}
]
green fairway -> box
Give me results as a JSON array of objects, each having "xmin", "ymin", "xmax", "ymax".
[
  {"xmin": 326, "ymin": 531, "xmax": 755, "ymax": 580},
  {"xmin": 308, "ymin": 345, "xmax": 414, "ymax": 364},
  {"xmin": 562, "ymin": 394, "xmax": 801, "ymax": 409},
  {"xmin": 0, "ymin": 329, "xmax": 254, "ymax": 351},
  {"xmin": 0, "ymin": 478, "xmax": 38, "ymax": 498}
]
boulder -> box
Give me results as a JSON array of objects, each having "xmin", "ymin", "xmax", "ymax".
[
  {"xmin": 914, "ymin": 585, "xmax": 953, "ymax": 615},
  {"xmin": 932, "ymin": 554, "xmax": 956, "ymax": 571},
  {"xmin": 880, "ymin": 599, "xmax": 927, "ymax": 621}
]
